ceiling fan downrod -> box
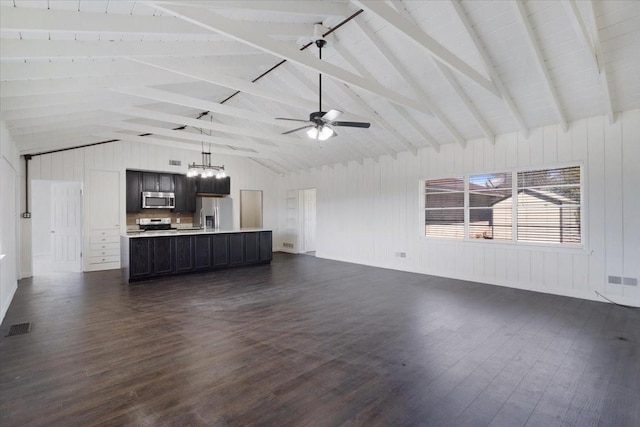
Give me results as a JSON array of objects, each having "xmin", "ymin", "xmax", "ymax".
[{"xmin": 316, "ymin": 38, "xmax": 327, "ymax": 115}]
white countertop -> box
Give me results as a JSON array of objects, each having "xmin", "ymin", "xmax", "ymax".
[{"xmin": 123, "ymin": 228, "xmax": 271, "ymax": 238}]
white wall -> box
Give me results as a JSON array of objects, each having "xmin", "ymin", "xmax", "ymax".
[
  {"xmin": 1, "ymin": 121, "xmax": 20, "ymax": 322},
  {"xmin": 30, "ymin": 180, "xmax": 52, "ymax": 257},
  {"xmin": 278, "ymin": 110, "xmax": 640, "ymax": 307},
  {"xmin": 20, "ymin": 140, "xmax": 280, "ymax": 277}
]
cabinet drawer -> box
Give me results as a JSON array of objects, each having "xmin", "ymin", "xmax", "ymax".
[
  {"xmin": 90, "ymin": 235, "xmax": 119, "ymax": 244},
  {"xmin": 89, "ymin": 254, "xmax": 120, "ymax": 264},
  {"xmin": 90, "ymin": 242, "xmax": 119, "ymax": 252},
  {"xmin": 89, "ymin": 248, "xmax": 120, "ymax": 257},
  {"xmin": 90, "ymin": 228, "xmax": 119, "ymax": 236}
]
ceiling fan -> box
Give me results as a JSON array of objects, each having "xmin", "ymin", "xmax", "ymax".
[{"xmin": 276, "ymin": 39, "xmax": 371, "ymax": 141}]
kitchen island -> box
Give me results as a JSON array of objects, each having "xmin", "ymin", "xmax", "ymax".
[{"xmin": 121, "ymin": 229, "xmax": 272, "ymax": 283}]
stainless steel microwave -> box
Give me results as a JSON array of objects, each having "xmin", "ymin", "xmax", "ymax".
[{"xmin": 142, "ymin": 191, "xmax": 175, "ymax": 209}]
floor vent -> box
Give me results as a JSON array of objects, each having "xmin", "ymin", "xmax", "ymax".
[{"xmin": 6, "ymin": 323, "xmax": 31, "ymax": 337}]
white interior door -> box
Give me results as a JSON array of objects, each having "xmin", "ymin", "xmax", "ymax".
[
  {"xmin": 301, "ymin": 188, "xmax": 316, "ymax": 253},
  {"xmin": 51, "ymin": 181, "xmax": 83, "ymax": 272}
]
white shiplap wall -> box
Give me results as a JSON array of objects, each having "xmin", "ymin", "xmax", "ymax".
[
  {"xmin": 1, "ymin": 122, "xmax": 20, "ymax": 322},
  {"xmin": 278, "ymin": 109, "xmax": 640, "ymax": 306},
  {"xmin": 20, "ymin": 140, "xmax": 280, "ymax": 277}
]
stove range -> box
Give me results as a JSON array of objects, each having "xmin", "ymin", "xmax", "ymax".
[{"xmin": 139, "ymin": 218, "xmax": 174, "ymax": 231}]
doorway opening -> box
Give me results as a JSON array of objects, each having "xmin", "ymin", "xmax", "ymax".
[
  {"xmin": 240, "ymin": 190, "xmax": 263, "ymax": 229},
  {"xmin": 299, "ymin": 188, "xmax": 316, "ymax": 255},
  {"xmin": 31, "ymin": 180, "xmax": 83, "ymax": 275}
]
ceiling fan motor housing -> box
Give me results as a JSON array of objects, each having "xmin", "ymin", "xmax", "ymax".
[{"xmin": 310, "ymin": 111, "xmax": 328, "ymax": 124}]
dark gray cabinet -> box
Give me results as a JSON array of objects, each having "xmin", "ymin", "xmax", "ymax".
[
  {"xmin": 259, "ymin": 231, "xmax": 273, "ymax": 262},
  {"xmin": 194, "ymin": 235, "xmax": 211, "ymax": 270},
  {"xmin": 212, "ymin": 234, "xmax": 229, "ymax": 267},
  {"xmin": 175, "ymin": 236, "xmax": 195, "ymax": 273},
  {"xmin": 130, "ymin": 238, "xmax": 153, "ymax": 279},
  {"xmin": 245, "ymin": 232, "xmax": 260, "ymax": 264},
  {"xmin": 126, "ymin": 170, "xmax": 142, "ymax": 213},
  {"xmin": 128, "ymin": 170, "xmax": 195, "ymax": 213},
  {"xmin": 196, "ymin": 176, "xmax": 230, "ymax": 195},
  {"xmin": 174, "ymin": 174, "xmax": 197, "ymax": 212},
  {"xmin": 229, "ymin": 233, "xmax": 244, "ymax": 266},
  {"xmin": 142, "ymin": 172, "xmax": 174, "ymax": 192},
  {"xmin": 152, "ymin": 237, "xmax": 175, "ymax": 275},
  {"xmin": 126, "ymin": 231, "xmax": 272, "ymax": 283}
]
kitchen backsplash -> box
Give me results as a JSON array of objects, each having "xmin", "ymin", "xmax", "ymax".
[{"xmin": 126, "ymin": 210, "xmax": 196, "ymax": 227}]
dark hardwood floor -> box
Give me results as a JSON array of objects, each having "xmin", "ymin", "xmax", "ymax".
[{"xmin": 1, "ymin": 253, "xmax": 638, "ymax": 426}]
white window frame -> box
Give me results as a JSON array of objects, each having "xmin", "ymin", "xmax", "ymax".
[{"xmin": 420, "ymin": 163, "xmax": 585, "ymax": 250}]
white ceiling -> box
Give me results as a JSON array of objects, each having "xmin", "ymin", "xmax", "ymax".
[{"xmin": 1, "ymin": 0, "xmax": 639, "ymax": 173}]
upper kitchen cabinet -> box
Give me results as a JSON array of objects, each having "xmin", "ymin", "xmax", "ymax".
[
  {"xmin": 126, "ymin": 170, "xmax": 142, "ymax": 213},
  {"xmin": 142, "ymin": 172, "xmax": 174, "ymax": 193},
  {"xmin": 174, "ymin": 174, "xmax": 197, "ymax": 212},
  {"xmin": 196, "ymin": 176, "xmax": 230, "ymax": 195}
]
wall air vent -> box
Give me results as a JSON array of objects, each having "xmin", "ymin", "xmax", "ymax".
[
  {"xmin": 283, "ymin": 243, "xmax": 294, "ymax": 248},
  {"xmin": 169, "ymin": 160, "xmax": 181, "ymax": 166},
  {"xmin": 608, "ymin": 275, "xmax": 638, "ymax": 286}
]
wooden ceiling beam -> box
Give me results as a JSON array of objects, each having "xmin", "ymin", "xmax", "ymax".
[
  {"xmin": 513, "ymin": 0, "xmax": 568, "ymax": 132},
  {"xmin": 349, "ymin": 21, "xmax": 463, "ymax": 147},
  {"xmin": 563, "ymin": 0, "xmax": 615, "ymax": 124},
  {"xmin": 0, "ymin": 73, "xmax": 191, "ymax": 97},
  {"xmin": 352, "ymin": 0, "xmax": 499, "ymax": 98},
  {"xmin": 0, "ymin": 38, "xmax": 260, "ymax": 61},
  {"xmin": 153, "ymin": 1, "xmax": 354, "ymax": 18},
  {"xmin": 111, "ymin": 86, "xmax": 282, "ymax": 127},
  {"xmin": 129, "ymin": 57, "xmax": 318, "ymax": 111},
  {"xmin": 447, "ymin": 0, "xmax": 529, "ymax": 137},
  {"xmin": 385, "ymin": 3, "xmax": 493, "ymax": 143},
  {"xmin": 146, "ymin": 2, "xmax": 429, "ymax": 114},
  {"xmin": 112, "ymin": 106, "xmax": 302, "ymax": 146},
  {"xmin": 0, "ymin": 5, "xmax": 312, "ymax": 39}
]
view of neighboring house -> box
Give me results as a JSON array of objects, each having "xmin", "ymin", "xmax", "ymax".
[{"xmin": 425, "ymin": 168, "xmax": 581, "ymax": 244}]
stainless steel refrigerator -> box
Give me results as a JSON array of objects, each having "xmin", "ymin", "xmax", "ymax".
[{"xmin": 194, "ymin": 197, "xmax": 233, "ymax": 230}]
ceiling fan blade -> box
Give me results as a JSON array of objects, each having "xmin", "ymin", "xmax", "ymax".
[
  {"xmin": 332, "ymin": 121, "xmax": 371, "ymax": 128},
  {"xmin": 322, "ymin": 109, "xmax": 343, "ymax": 122},
  {"xmin": 282, "ymin": 124, "xmax": 314, "ymax": 135},
  {"xmin": 275, "ymin": 117, "xmax": 309, "ymax": 123}
]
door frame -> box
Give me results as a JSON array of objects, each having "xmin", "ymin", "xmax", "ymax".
[{"xmin": 298, "ymin": 188, "xmax": 316, "ymax": 254}]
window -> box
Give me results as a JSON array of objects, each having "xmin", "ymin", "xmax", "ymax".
[
  {"xmin": 517, "ymin": 166, "xmax": 581, "ymax": 244},
  {"xmin": 423, "ymin": 165, "xmax": 582, "ymax": 245},
  {"xmin": 469, "ymin": 172, "xmax": 512, "ymax": 241},
  {"xmin": 424, "ymin": 177, "xmax": 464, "ymax": 238}
]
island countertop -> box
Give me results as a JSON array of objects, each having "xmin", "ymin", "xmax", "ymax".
[{"xmin": 123, "ymin": 228, "xmax": 271, "ymax": 238}]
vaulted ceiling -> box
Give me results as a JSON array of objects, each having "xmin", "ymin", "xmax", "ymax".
[{"xmin": 1, "ymin": 0, "xmax": 638, "ymax": 173}]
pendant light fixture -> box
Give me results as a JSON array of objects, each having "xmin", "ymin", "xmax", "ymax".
[{"xmin": 187, "ymin": 130, "xmax": 226, "ymax": 179}]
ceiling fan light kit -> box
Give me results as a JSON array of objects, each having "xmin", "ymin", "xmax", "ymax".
[
  {"xmin": 307, "ymin": 125, "xmax": 335, "ymax": 141},
  {"xmin": 276, "ymin": 39, "xmax": 371, "ymax": 140}
]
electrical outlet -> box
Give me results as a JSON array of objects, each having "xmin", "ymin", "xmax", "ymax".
[{"xmin": 395, "ymin": 252, "xmax": 407, "ymax": 258}]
